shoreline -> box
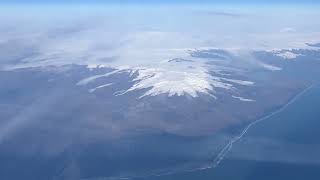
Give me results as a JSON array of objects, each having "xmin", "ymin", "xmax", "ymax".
[
  {"xmin": 211, "ymin": 83, "xmax": 315, "ymax": 168},
  {"xmin": 82, "ymin": 84, "xmax": 316, "ymax": 180}
]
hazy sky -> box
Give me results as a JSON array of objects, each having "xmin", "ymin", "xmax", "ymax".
[{"xmin": 1, "ymin": 0, "xmax": 320, "ymax": 5}]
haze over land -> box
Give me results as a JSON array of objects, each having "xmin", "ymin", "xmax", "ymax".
[{"xmin": 0, "ymin": 1, "xmax": 320, "ymax": 180}]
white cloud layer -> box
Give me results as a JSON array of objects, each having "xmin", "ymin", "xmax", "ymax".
[{"xmin": 1, "ymin": 6, "xmax": 320, "ymax": 98}]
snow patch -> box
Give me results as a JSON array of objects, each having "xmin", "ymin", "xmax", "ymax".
[
  {"xmin": 89, "ymin": 83, "xmax": 113, "ymax": 93},
  {"xmin": 232, "ymin": 95, "xmax": 255, "ymax": 102},
  {"xmin": 274, "ymin": 51, "xmax": 301, "ymax": 60},
  {"xmin": 108, "ymin": 60, "xmax": 254, "ymax": 98}
]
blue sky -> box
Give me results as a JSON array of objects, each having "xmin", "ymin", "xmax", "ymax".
[{"xmin": 1, "ymin": 0, "xmax": 320, "ymax": 5}]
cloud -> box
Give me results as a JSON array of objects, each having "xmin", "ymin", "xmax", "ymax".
[
  {"xmin": 195, "ymin": 10, "xmax": 245, "ymax": 18},
  {"xmin": 280, "ymin": 27, "xmax": 297, "ymax": 33},
  {"xmin": 1, "ymin": 6, "xmax": 320, "ymax": 99}
]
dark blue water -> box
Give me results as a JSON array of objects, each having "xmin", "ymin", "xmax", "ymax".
[{"xmin": 143, "ymin": 84, "xmax": 320, "ymax": 180}]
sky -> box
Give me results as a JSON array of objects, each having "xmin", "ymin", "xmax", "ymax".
[{"xmin": 1, "ymin": 0, "xmax": 320, "ymax": 5}]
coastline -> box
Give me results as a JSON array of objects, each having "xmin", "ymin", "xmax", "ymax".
[{"xmin": 211, "ymin": 83, "xmax": 315, "ymax": 168}]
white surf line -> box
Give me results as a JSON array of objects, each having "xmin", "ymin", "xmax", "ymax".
[
  {"xmin": 211, "ymin": 84, "xmax": 315, "ymax": 168},
  {"xmin": 81, "ymin": 84, "xmax": 314, "ymax": 180}
]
